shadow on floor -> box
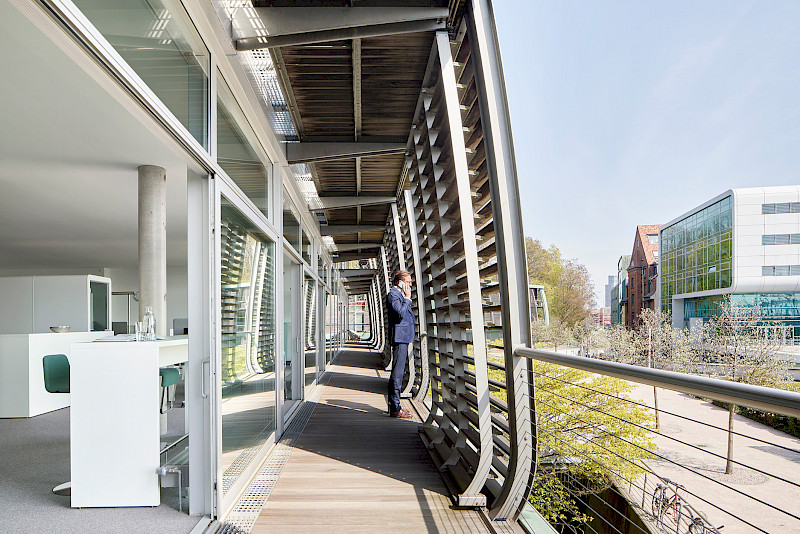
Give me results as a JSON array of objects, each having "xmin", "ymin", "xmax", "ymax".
[{"xmin": 255, "ymin": 348, "xmax": 491, "ymax": 533}]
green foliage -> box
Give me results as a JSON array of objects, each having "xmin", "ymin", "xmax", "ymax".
[
  {"xmin": 526, "ymin": 237, "xmax": 596, "ymax": 326},
  {"xmin": 528, "ymin": 474, "xmax": 590, "ymax": 527},
  {"xmin": 703, "ymin": 295, "xmax": 790, "ymax": 388},
  {"xmin": 528, "ymin": 362, "xmax": 657, "ymax": 527}
]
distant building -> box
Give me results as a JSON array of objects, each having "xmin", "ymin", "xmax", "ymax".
[
  {"xmin": 589, "ymin": 306, "xmax": 611, "ymax": 328},
  {"xmin": 625, "ymin": 225, "xmax": 661, "ymax": 328},
  {"xmin": 604, "ymin": 275, "xmax": 615, "ymax": 308},
  {"xmin": 660, "ymin": 187, "xmax": 800, "ymax": 339},
  {"xmin": 611, "ymin": 255, "xmax": 630, "ymax": 325}
]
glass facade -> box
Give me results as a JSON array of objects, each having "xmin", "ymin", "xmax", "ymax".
[
  {"xmin": 660, "ymin": 195, "xmax": 733, "ymax": 318},
  {"xmin": 218, "ymin": 77, "xmax": 271, "ymax": 217},
  {"xmin": 684, "ymin": 293, "xmax": 800, "ymax": 340},
  {"xmin": 282, "ymin": 190, "xmax": 301, "ymax": 252},
  {"xmin": 302, "ymin": 230, "xmax": 312, "ymax": 265},
  {"xmin": 304, "ymin": 275, "xmax": 318, "ymax": 392},
  {"xmin": 283, "ymin": 254, "xmax": 298, "ymax": 407},
  {"xmin": 73, "ymin": 0, "xmax": 209, "ymax": 148},
  {"xmin": 219, "ymin": 198, "xmax": 276, "ymax": 495}
]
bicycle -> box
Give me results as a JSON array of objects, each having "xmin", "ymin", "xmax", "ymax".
[
  {"xmin": 651, "ymin": 478, "xmax": 683, "ymax": 526},
  {"xmin": 684, "ymin": 509, "xmax": 724, "ymax": 534}
]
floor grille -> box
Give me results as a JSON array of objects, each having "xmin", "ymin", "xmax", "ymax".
[{"xmin": 218, "ymin": 369, "xmax": 334, "ymax": 534}]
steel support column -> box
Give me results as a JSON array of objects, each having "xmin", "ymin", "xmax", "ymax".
[
  {"xmin": 373, "ymin": 260, "xmax": 386, "ymax": 354},
  {"xmin": 380, "ymin": 246, "xmax": 391, "ymax": 355},
  {"xmin": 434, "ymin": 30, "xmax": 492, "ymax": 507},
  {"xmin": 466, "ymin": 0, "xmax": 535, "ymax": 518},
  {"xmin": 404, "ymin": 188, "xmax": 429, "ymax": 402},
  {"xmin": 391, "ymin": 201, "xmax": 407, "ymax": 271}
]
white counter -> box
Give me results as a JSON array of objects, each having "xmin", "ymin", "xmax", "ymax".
[
  {"xmin": 0, "ymin": 331, "xmax": 107, "ymax": 418},
  {"xmin": 69, "ymin": 337, "xmax": 188, "ymax": 508}
]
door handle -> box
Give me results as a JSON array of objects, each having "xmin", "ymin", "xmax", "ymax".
[{"xmin": 201, "ymin": 358, "xmax": 210, "ymax": 398}]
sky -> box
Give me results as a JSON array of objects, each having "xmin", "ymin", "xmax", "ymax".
[{"xmin": 493, "ymin": 1, "xmax": 800, "ymax": 306}]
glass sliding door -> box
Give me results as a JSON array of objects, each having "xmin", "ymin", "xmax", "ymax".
[
  {"xmin": 303, "ymin": 273, "xmax": 317, "ymax": 394},
  {"xmin": 283, "ymin": 253, "xmax": 300, "ymax": 413},
  {"xmin": 218, "ymin": 197, "xmax": 276, "ymax": 500}
]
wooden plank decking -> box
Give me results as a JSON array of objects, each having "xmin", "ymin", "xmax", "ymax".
[{"xmin": 252, "ymin": 348, "xmax": 492, "ymax": 534}]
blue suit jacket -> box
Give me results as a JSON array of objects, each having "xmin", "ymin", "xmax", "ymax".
[{"xmin": 387, "ymin": 286, "xmax": 415, "ymax": 344}]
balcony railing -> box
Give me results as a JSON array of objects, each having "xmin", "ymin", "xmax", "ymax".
[{"xmin": 502, "ymin": 347, "xmax": 800, "ymax": 534}]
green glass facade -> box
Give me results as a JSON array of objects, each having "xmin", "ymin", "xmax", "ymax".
[
  {"xmin": 684, "ymin": 293, "xmax": 800, "ymax": 339},
  {"xmin": 661, "ymin": 195, "xmax": 733, "ymax": 319}
]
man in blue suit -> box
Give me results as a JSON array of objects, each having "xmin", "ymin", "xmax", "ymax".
[{"xmin": 387, "ymin": 270, "xmax": 415, "ymax": 418}]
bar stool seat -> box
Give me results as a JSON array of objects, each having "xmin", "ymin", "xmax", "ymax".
[
  {"xmin": 159, "ymin": 367, "xmax": 180, "ymax": 414},
  {"xmin": 42, "ymin": 354, "xmax": 71, "ymax": 496}
]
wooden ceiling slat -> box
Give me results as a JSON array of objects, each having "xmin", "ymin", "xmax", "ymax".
[{"xmin": 276, "ymin": 31, "xmax": 433, "ymax": 244}]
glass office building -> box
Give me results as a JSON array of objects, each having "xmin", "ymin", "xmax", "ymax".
[
  {"xmin": 660, "ymin": 195, "xmax": 733, "ymax": 320},
  {"xmin": 660, "ymin": 187, "xmax": 800, "ymax": 333}
]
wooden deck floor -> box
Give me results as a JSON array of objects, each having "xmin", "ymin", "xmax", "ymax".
[{"xmin": 252, "ymin": 348, "xmax": 492, "ymax": 534}]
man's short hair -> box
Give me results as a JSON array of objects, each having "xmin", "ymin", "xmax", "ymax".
[{"xmin": 393, "ymin": 270, "xmax": 411, "ymax": 286}]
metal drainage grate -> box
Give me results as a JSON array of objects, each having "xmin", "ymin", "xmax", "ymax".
[{"xmin": 218, "ymin": 370, "xmax": 332, "ymax": 533}]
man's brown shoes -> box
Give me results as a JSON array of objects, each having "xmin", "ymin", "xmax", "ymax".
[{"xmin": 389, "ymin": 409, "xmax": 412, "ymax": 418}]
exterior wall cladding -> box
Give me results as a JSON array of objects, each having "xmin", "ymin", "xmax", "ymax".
[
  {"xmin": 660, "ymin": 186, "xmax": 800, "ymax": 329},
  {"xmin": 625, "ymin": 225, "xmax": 661, "ymax": 328}
]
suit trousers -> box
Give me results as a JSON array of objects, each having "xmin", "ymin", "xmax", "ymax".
[{"xmin": 388, "ymin": 342, "xmax": 409, "ymax": 413}]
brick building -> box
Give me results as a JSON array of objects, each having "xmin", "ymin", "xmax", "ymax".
[{"xmin": 624, "ymin": 224, "xmax": 661, "ymax": 328}]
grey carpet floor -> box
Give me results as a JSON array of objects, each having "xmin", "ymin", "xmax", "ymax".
[{"xmin": 0, "ymin": 407, "xmax": 201, "ymax": 534}]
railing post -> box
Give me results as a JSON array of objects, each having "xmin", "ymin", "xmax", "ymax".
[{"xmin": 466, "ymin": 0, "xmax": 535, "ymax": 520}]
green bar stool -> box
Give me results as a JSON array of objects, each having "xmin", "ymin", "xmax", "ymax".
[
  {"xmin": 43, "ymin": 353, "xmax": 70, "ymax": 394},
  {"xmin": 42, "ymin": 354, "xmax": 71, "ymax": 496},
  {"xmin": 159, "ymin": 367, "xmax": 181, "ymax": 414}
]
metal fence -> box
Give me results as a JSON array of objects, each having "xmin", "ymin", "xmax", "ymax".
[{"xmin": 514, "ymin": 347, "xmax": 800, "ymax": 534}]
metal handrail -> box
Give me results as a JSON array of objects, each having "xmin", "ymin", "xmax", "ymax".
[{"xmin": 515, "ymin": 346, "xmax": 800, "ymax": 419}]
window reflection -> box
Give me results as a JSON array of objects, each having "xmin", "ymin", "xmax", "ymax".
[
  {"xmin": 219, "ymin": 199, "xmax": 276, "ymax": 494},
  {"xmin": 304, "ymin": 275, "xmax": 317, "ymax": 392},
  {"xmin": 218, "ymin": 77, "xmax": 271, "ymax": 217},
  {"xmin": 283, "ymin": 190, "xmax": 301, "ymax": 252},
  {"xmin": 73, "ymin": 0, "xmax": 209, "ymax": 147},
  {"xmin": 660, "ymin": 196, "xmax": 732, "ymax": 318}
]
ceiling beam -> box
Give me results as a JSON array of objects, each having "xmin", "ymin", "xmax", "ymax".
[
  {"xmin": 233, "ymin": 7, "xmax": 447, "ymax": 48},
  {"xmin": 235, "ymin": 18, "xmax": 446, "ymax": 51},
  {"xmin": 321, "ymin": 224, "xmax": 384, "ymax": 236},
  {"xmin": 332, "ymin": 243, "xmax": 382, "ymax": 252},
  {"xmin": 314, "ymin": 196, "xmax": 395, "ymax": 210},
  {"xmin": 334, "ymin": 251, "xmax": 380, "ymax": 263},
  {"xmin": 353, "ymin": 37, "xmax": 362, "ymax": 140},
  {"xmin": 340, "ymin": 269, "xmax": 377, "ymax": 278},
  {"xmin": 285, "ymin": 142, "xmax": 405, "ymax": 164}
]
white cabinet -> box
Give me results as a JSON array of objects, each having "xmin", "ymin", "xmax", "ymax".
[
  {"xmin": 0, "ymin": 275, "xmax": 111, "ymax": 334},
  {"xmin": 0, "ymin": 332, "xmax": 107, "ymax": 417}
]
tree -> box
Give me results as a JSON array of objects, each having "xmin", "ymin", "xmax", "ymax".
[
  {"xmin": 529, "ymin": 362, "xmax": 656, "ymax": 530},
  {"xmin": 525, "ymin": 238, "xmax": 596, "ymax": 326},
  {"xmin": 602, "ymin": 310, "xmax": 696, "ymax": 431},
  {"xmin": 532, "ymin": 316, "xmax": 573, "ymax": 353},
  {"xmin": 572, "ymin": 320, "xmax": 607, "ymax": 358},
  {"xmin": 701, "ymin": 296, "xmax": 790, "ymax": 473}
]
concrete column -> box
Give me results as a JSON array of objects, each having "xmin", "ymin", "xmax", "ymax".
[{"xmin": 138, "ymin": 165, "xmax": 167, "ymax": 337}]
